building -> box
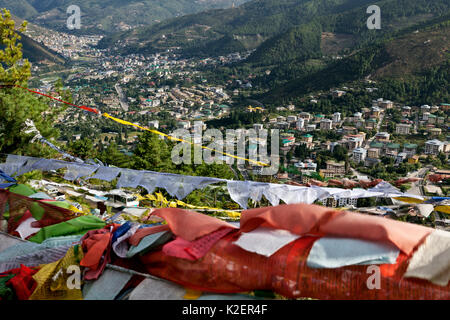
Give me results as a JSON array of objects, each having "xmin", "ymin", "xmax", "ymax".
[
  {"xmin": 396, "ymin": 152, "xmax": 408, "ymax": 165},
  {"xmin": 372, "ymin": 107, "xmax": 381, "ymax": 117},
  {"xmin": 332, "ymin": 90, "xmax": 346, "ymax": 97},
  {"xmin": 367, "ymin": 148, "xmax": 380, "ymax": 159},
  {"xmin": 366, "ymin": 118, "xmax": 377, "ymax": 129},
  {"xmin": 353, "ymin": 148, "xmax": 367, "ymax": 163},
  {"xmin": 320, "ymin": 119, "xmax": 333, "ymax": 130},
  {"xmin": 148, "ymin": 120, "xmax": 159, "ymax": 129},
  {"xmin": 428, "ymin": 114, "xmax": 437, "ymax": 124},
  {"xmin": 403, "ymin": 143, "xmax": 417, "ymax": 158},
  {"xmin": 253, "ymin": 124, "xmax": 264, "ymax": 132},
  {"xmin": 338, "ymin": 197, "xmax": 358, "ymax": 207},
  {"xmin": 177, "ymin": 121, "xmax": 191, "ymax": 129},
  {"xmin": 375, "ymin": 132, "xmax": 390, "ymax": 142},
  {"xmin": 396, "ymin": 123, "xmax": 411, "ymax": 135},
  {"xmin": 342, "ymin": 126, "xmax": 358, "ymax": 135},
  {"xmin": 306, "ymin": 124, "xmax": 316, "ymax": 132},
  {"xmin": 299, "ymin": 112, "xmax": 311, "ymax": 121},
  {"xmin": 379, "ymin": 100, "xmax": 393, "ymax": 109},
  {"xmin": 281, "ymin": 134, "xmax": 295, "ymax": 147},
  {"xmin": 408, "ymin": 155, "xmax": 420, "ymax": 164},
  {"xmin": 425, "ymin": 139, "xmax": 444, "ymax": 155},
  {"xmin": 314, "ymin": 114, "xmax": 325, "ymax": 123},
  {"xmin": 386, "ymin": 143, "xmax": 401, "ymax": 158},
  {"xmin": 320, "ymin": 197, "xmax": 338, "ymax": 208},
  {"xmin": 296, "ymin": 118, "xmax": 305, "ymax": 130},
  {"xmin": 294, "ymin": 159, "xmax": 317, "ymax": 173},
  {"xmin": 332, "ymin": 112, "xmax": 341, "ymax": 123},
  {"xmin": 429, "ymin": 128, "xmax": 442, "ymax": 136},
  {"xmin": 275, "ymin": 121, "xmax": 290, "ymax": 130},
  {"xmin": 287, "ymin": 115, "xmax": 298, "ymax": 122},
  {"xmin": 402, "ymin": 106, "xmax": 412, "ymax": 116},
  {"xmin": 322, "ymin": 161, "xmax": 346, "ymax": 177}
]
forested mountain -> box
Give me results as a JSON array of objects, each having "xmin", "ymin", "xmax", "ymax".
[
  {"xmin": 100, "ymin": 0, "xmax": 449, "ymax": 62},
  {"xmin": 0, "ymin": 0, "xmax": 249, "ymax": 34},
  {"xmin": 259, "ymin": 17, "xmax": 450, "ymax": 104}
]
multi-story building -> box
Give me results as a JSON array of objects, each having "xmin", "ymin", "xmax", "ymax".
[
  {"xmin": 287, "ymin": 115, "xmax": 298, "ymax": 122},
  {"xmin": 332, "ymin": 112, "xmax": 341, "ymax": 123},
  {"xmin": 396, "ymin": 123, "xmax": 411, "ymax": 135},
  {"xmin": 375, "ymin": 132, "xmax": 390, "ymax": 142},
  {"xmin": 320, "ymin": 119, "xmax": 333, "ymax": 130},
  {"xmin": 353, "ymin": 147, "xmax": 367, "ymax": 163},
  {"xmin": 386, "ymin": 143, "xmax": 401, "ymax": 158},
  {"xmin": 299, "ymin": 112, "xmax": 311, "ymax": 121},
  {"xmin": 322, "ymin": 160, "xmax": 347, "ymax": 177},
  {"xmin": 253, "ymin": 123, "xmax": 264, "ymax": 132},
  {"xmin": 425, "ymin": 139, "xmax": 444, "ymax": 155},
  {"xmin": 296, "ymin": 118, "xmax": 305, "ymax": 130},
  {"xmin": 403, "ymin": 143, "xmax": 417, "ymax": 158},
  {"xmin": 367, "ymin": 148, "xmax": 380, "ymax": 159}
]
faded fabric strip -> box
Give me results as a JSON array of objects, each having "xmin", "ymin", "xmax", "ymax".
[
  {"xmin": 233, "ymin": 227, "xmax": 302, "ymax": 257},
  {"xmin": 116, "ymin": 169, "xmax": 143, "ymax": 188},
  {"xmin": 128, "ymin": 277, "xmax": 187, "ymax": 300},
  {"xmin": 112, "ymin": 224, "xmax": 140, "ymax": 258},
  {"xmin": 64, "ymin": 163, "xmax": 99, "ymax": 181},
  {"xmin": 159, "ymin": 175, "xmax": 221, "ymax": 200},
  {"xmin": 404, "ymin": 230, "xmax": 450, "ymax": 286},
  {"xmin": 89, "ymin": 166, "xmax": 121, "ymax": 182},
  {"xmin": 82, "ymin": 268, "xmax": 132, "ymax": 300},
  {"xmin": 31, "ymin": 158, "xmax": 68, "ymax": 172},
  {"xmin": 306, "ymin": 237, "xmax": 400, "ymax": 269},
  {"xmin": 137, "ymin": 172, "xmax": 160, "ymax": 194},
  {"xmin": 127, "ymin": 231, "xmax": 173, "ymax": 258}
]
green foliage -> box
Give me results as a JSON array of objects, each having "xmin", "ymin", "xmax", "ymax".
[
  {"xmin": 66, "ymin": 137, "xmax": 96, "ymax": 160},
  {"xmin": 0, "ymin": 8, "xmax": 30, "ymax": 85},
  {"xmin": 246, "ymin": 21, "xmax": 323, "ymax": 66},
  {"xmin": 0, "ymin": 9, "xmax": 64, "ymax": 156}
]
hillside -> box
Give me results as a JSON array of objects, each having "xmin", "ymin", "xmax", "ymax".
[
  {"xmin": 259, "ymin": 18, "xmax": 450, "ymax": 104},
  {"xmin": 99, "ymin": 0, "xmax": 450, "ymax": 62},
  {"xmin": 0, "ymin": 0, "xmax": 249, "ymax": 34},
  {"xmin": 1, "ymin": 15, "xmax": 67, "ymax": 65},
  {"xmin": 20, "ymin": 32, "xmax": 67, "ymax": 65}
]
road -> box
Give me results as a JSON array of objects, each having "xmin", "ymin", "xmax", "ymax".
[
  {"xmin": 407, "ymin": 166, "xmax": 431, "ymax": 196},
  {"xmin": 115, "ymin": 83, "xmax": 129, "ymax": 112},
  {"xmin": 362, "ymin": 114, "xmax": 384, "ymax": 149}
]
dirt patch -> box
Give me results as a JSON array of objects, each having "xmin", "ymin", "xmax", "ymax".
[{"xmin": 321, "ymin": 32, "xmax": 356, "ymax": 55}]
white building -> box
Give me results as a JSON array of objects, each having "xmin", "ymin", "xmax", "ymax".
[
  {"xmin": 296, "ymin": 118, "xmax": 305, "ymax": 130},
  {"xmin": 253, "ymin": 124, "xmax": 264, "ymax": 132},
  {"xmin": 148, "ymin": 120, "xmax": 159, "ymax": 129},
  {"xmin": 177, "ymin": 121, "xmax": 191, "ymax": 129},
  {"xmin": 353, "ymin": 147, "xmax": 367, "ymax": 163},
  {"xmin": 320, "ymin": 119, "xmax": 333, "ymax": 130},
  {"xmin": 332, "ymin": 112, "xmax": 341, "ymax": 123},
  {"xmin": 338, "ymin": 198, "xmax": 358, "ymax": 207},
  {"xmin": 396, "ymin": 123, "xmax": 411, "ymax": 135},
  {"xmin": 287, "ymin": 115, "xmax": 298, "ymax": 122},
  {"xmin": 425, "ymin": 139, "xmax": 444, "ymax": 155}
]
